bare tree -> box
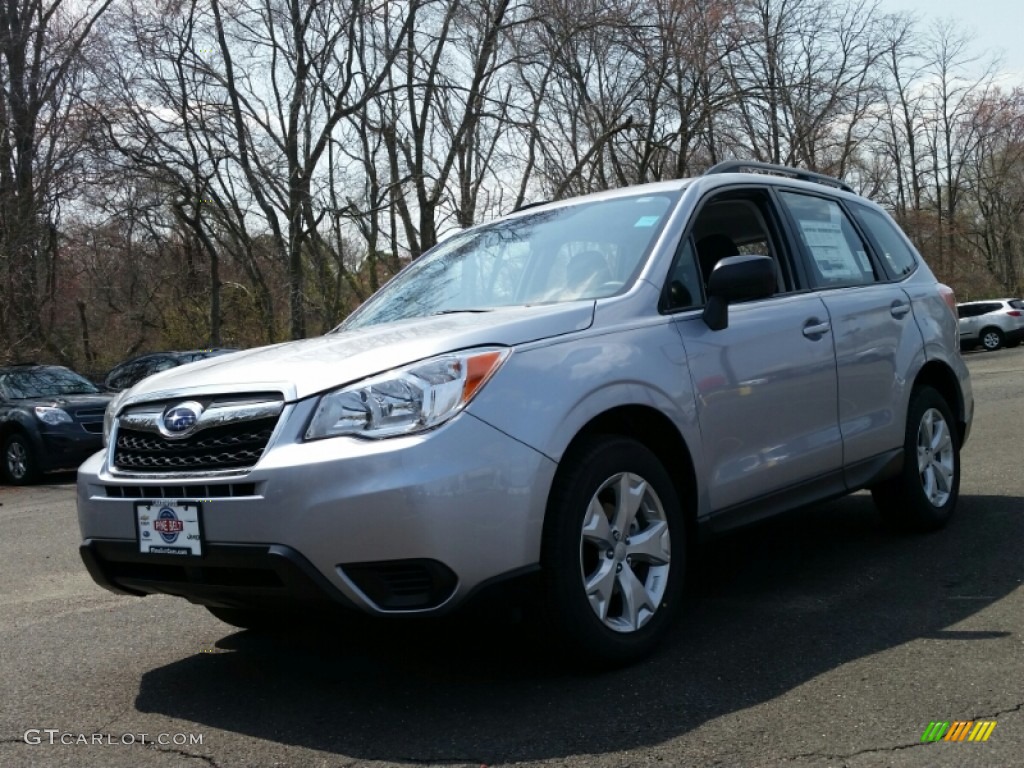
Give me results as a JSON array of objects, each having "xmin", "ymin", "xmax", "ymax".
[
  {"xmin": 722, "ymin": 0, "xmax": 884, "ymax": 176},
  {"xmin": 963, "ymin": 88, "xmax": 1024, "ymax": 294},
  {"xmin": 0, "ymin": 0, "xmax": 113, "ymax": 361}
]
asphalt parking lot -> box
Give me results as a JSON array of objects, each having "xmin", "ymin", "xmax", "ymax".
[{"xmin": 1, "ymin": 348, "xmax": 1022, "ymax": 768}]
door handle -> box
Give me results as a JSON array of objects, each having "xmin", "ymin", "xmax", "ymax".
[
  {"xmin": 891, "ymin": 301, "xmax": 911, "ymax": 318},
  {"xmin": 802, "ymin": 320, "xmax": 831, "ymax": 338}
]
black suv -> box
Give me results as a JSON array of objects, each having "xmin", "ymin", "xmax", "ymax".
[
  {"xmin": 103, "ymin": 349, "xmax": 239, "ymax": 391},
  {"xmin": 0, "ymin": 365, "xmax": 113, "ymax": 484}
]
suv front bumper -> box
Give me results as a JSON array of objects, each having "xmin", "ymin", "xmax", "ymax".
[{"xmin": 77, "ymin": 408, "xmax": 556, "ymax": 615}]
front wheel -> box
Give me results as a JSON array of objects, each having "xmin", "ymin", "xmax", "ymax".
[
  {"xmin": 3, "ymin": 433, "xmax": 38, "ymax": 485},
  {"xmin": 872, "ymin": 387, "xmax": 960, "ymax": 532},
  {"xmin": 542, "ymin": 436, "xmax": 685, "ymax": 665}
]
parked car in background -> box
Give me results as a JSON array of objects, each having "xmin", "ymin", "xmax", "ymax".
[
  {"xmin": 1, "ymin": 365, "xmax": 112, "ymax": 484},
  {"xmin": 78, "ymin": 162, "xmax": 972, "ymax": 664},
  {"xmin": 104, "ymin": 349, "xmax": 239, "ymax": 391},
  {"xmin": 956, "ymin": 299, "xmax": 1024, "ymax": 351}
]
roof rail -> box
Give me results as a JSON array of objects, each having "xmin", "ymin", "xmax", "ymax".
[
  {"xmin": 511, "ymin": 199, "xmax": 551, "ymax": 213},
  {"xmin": 704, "ymin": 161, "xmax": 854, "ymax": 194}
]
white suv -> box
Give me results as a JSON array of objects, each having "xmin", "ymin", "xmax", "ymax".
[{"xmin": 957, "ymin": 299, "xmax": 1024, "ymax": 351}]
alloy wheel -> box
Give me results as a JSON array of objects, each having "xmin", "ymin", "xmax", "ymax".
[
  {"xmin": 917, "ymin": 407, "xmax": 955, "ymax": 508},
  {"xmin": 6, "ymin": 440, "xmax": 28, "ymax": 481},
  {"xmin": 579, "ymin": 472, "xmax": 671, "ymax": 633},
  {"xmin": 982, "ymin": 331, "xmax": 1001, "ymax": 351}
]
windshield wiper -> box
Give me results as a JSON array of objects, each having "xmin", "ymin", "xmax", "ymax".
[{"xmin": 429, "ymin": 309, "xmax": 494, "ymax": 316}]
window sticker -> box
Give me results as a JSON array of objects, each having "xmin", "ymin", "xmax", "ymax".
[
  {"xmin": 798, "ymin": 205, "xmax": 863, "ymax": 280},
  {"xmin": 634, "ymin": 215, "xmax": 660, "ymax": 228}
]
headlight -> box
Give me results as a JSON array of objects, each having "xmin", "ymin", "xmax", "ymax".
[
  {"xmin": 306, "ymin": 347, "xmax": 510, "ymax": 440},
  {"xmin": 34, "ymin": 406, "xmax": 72, "ymax": 425},
  {"xmin": 103, "ymin": 390, "xmax": 130, "ymax": 446}
]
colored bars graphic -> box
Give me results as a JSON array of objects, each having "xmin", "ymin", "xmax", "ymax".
[{"xmin": 921, "ymin": 720, "xmax": 996, "ymax": 742}]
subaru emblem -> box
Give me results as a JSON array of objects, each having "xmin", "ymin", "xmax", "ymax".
[{"xmin": 159, "ymin": 401, "xmax": 204, "ymax": 438}]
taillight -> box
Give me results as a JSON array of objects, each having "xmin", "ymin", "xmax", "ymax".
[
  {"xmin": 1008, "ymin": 311, "xmax": 1022, "ymax": 317},
  {"xmin": 938, "ymin": 284, "xmax": 957, "ymax": 317}
]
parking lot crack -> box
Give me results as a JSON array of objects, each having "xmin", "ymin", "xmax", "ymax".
[
  {"xmin": 784, "ymin": 700, "xmax": 1024, "ymax": 763},
  {"xmin": 139, "ymin": 742, "xmax": 224, "ymax": 767},
  {"xmin": 92, "ymin": 702, "xmax": 133, "ymax": 735}
]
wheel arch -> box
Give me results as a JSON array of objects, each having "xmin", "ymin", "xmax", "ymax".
[
  {"xmin": 548, "ymin": 405, "xmax": 698, "ymax": 544},
  {"xmin": 978, "ymin": 325, "xmax": 1004, "ymax": 345},
  {"xmin": 912, "ymin": 360, "xmax": 967, "ymax": 443},
  {"xmin": 0, "ymin": 419, "xmax": 33, "ymax": 445}
]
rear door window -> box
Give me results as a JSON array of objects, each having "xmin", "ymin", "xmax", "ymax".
[{"xmin": 778, "ymin": 191, "xmax": 878, "ymax": 288}]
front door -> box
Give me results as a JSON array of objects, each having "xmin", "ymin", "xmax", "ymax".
[{"xmin": 674, "ymin": 294, "xmax": 842, "ymax": 513}]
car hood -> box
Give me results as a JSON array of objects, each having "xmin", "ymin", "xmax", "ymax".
[
  {"xmin": 12, "ymin": 393, "xmax": 113, "ymax": 413},
  {"xmin": 125, "ymin": 303, "xmax": 595, "ymax": 402}
]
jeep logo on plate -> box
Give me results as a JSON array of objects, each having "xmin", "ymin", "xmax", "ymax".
[{"xmin": 158, "ymin": 401, "xmax": 204, "ymax": 438}]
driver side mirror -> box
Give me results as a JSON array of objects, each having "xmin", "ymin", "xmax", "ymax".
[{"xmin": 702, "ymin": 254, "xmax": 776, "ymax": 331}]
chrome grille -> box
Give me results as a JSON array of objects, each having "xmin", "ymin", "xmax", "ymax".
[{"xmin": 113, "ymin": 394, "xmax": 283, "ymax": 474}]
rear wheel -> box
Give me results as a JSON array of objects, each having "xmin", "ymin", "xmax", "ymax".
[
  {"xmin": 872, "ymin": 386, "xmax": 960, "ymax": 532},
  {"xmin": 980, "ymin": 327, "xmax": 1004, "ymax": 351},
  {"xmin": 542, "ymin": 436, "xmax": 685, "ymax": 665},
  {"xmin": 2, "ymin": 433, "xmax": 38, "ymax": 485}
]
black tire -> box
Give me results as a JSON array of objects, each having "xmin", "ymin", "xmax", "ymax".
[
  {"xmin": 871, "ymin": 386, "xmax": 960, "ymax": 532},
  {"xmin": 980, "ymin": 327, "xmax": 1004, "ymax": 351},
  {"xmin": 541, "ymin": 436, "xmax": 685, "ymax": 665},
  {"xmin": 2, "ymin": 433, "xmax": 38, "ymax": 485}
]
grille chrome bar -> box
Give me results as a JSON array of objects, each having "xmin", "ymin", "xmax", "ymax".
[
  {"xmin": 119, "ymin": 397, "xmax": 283, "ymax": 437},
  {"xmin": 113, "ymin": 393, "xmax": 285, "ymax": 475}
]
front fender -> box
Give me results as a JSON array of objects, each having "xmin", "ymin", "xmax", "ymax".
[{"xmin": 467, "ymin": 320, "xmax": 702, "ymax": 467}]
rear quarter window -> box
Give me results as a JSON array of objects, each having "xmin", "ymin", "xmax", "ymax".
[{"xmin": 849, "ymin": 203, "xmax": 918, "ymax": 278}]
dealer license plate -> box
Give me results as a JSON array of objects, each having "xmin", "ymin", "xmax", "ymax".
[{"xmin": 135, "ymin": 500, "xmax": 203, "ymax": 556}]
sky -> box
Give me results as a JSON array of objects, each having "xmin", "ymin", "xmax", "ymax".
[{"xmin": 878, "ymin": 0, "xmax": 1024, "ymax": 82}]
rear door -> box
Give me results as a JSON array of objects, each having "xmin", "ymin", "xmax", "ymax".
[{"xmin": 777, "ymin": 191, "xmax": 924, "ymax": 474}]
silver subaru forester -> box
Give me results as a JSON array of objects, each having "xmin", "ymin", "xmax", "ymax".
[{"xmin": 78, "ymin": 162, "xmax": 973, "ymax": 663}]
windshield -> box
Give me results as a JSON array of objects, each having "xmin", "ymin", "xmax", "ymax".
[
  {"xmin": 342, "ymin": 191, "xmax": 680, "ymax": 330},
  {"xmin": 0, "ymin": 368, "xmax": 100, "ymax": 399}
]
